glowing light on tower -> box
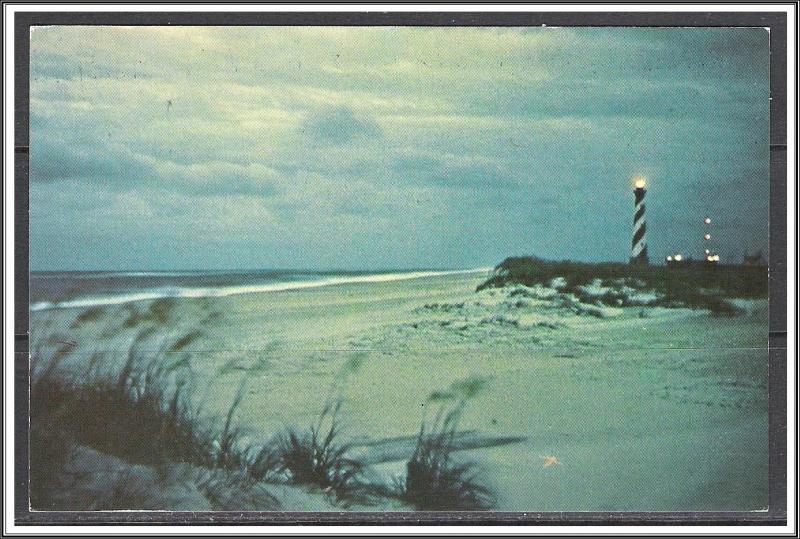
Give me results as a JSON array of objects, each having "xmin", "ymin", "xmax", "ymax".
[{"xmin": 630, "ymin": 176, "xmax": 648, "ymax": 265}]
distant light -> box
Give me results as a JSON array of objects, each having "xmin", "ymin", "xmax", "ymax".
[
  {"xmin": 704, "ymin": 234, "xmax": 711, "ymax": 240},
  {"xmin": 707, "ymin": 256, "xmax": 714, "ymax": 262},
  {"xmin": 633, "ymin": 176, "xmax": 646, "ymax": 189},
  {"xmin": 674, "ymin": 254, "xmax": 683, "ymax": 262},
  {"xmin": 705, "ymin": 249, "xmax": 711, "ymax": 254},
  {"xmin": 713, "ymin": 255, "xmax": 720, "ymax": 262},
  {"xmin": 666, "ymin": 256, "xmax": 673, "ymax": 262},
  {"xmin": 704, "ymin": 217, "xmax": 712, "ymax": 224}
]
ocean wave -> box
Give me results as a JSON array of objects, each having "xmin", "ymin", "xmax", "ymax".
[
  {"xmin": 29, "ymin": 268, "xmax": 492, "ymax": 312},
  {"xmin": 31, "ymin": 270, "xmax": 203, "ymax": 279}
]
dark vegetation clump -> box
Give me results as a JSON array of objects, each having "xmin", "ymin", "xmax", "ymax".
[
  {"xmin": 659, "ymin": 289, "xmax": 745, "ymax": 316},
  {"xmin": 123, "ymin": 298, "xmax": 178, "ymax": 328},
  {"xmin": 29, "ymin": 415, "xmax": 73, "ymax": 510},
  {"xmin": 30, "ymin": 329, "xmax": 497, "ymax": 510},
  {"xmin": 478, "ymin": 256, "xmax": 766, "ymax": 314},
  {"xmin": 394, "ymin": 376, "xmax": 495, "ymax": 511},
  {"xmin": 278, "ymin": 401, "xmax": 365, "ymax": 501},
  {"xmin": 69, "ymin": 306, "xmax": 106, "ymax": 328},
  {"xmin": 31, "ymin": 344, "xmax": 211, "ymax": 469},
  {"xmin": 28, "ymin": 330, "xmax": 282, "ymax": 509}
]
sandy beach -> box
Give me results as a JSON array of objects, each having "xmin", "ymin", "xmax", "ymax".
[{"xmin": 30, "ymin": 269, "xmax": 768, "ymax": 511}]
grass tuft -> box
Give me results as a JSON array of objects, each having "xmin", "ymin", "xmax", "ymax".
[
  {"xmin": 30, "ymin": 334, "xmax": 502, "ymax": 511},
  {"xmin": 70, "ymin": 306, "xmax": 106, "ymax": 328},
  {"xmin": 394, "ymin": 381, "xmax": 495, "ymax": 511},
  {"xmin": 28, "ymin": 339, "xmax": 285, "ymax": 509},
  {"xmin": 278, "ymin": 401, "xmax": 363, "ymax": 500},
  {"xmin": 195, "ymin": 468, "xmax": 279, "ymax": 510},
  {"xmin": 122, "ymin": 298, "xmax": 178, "ymax": 328}
]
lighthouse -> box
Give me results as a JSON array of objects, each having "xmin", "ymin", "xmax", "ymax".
[{"xmin": 630, "ymin": 176, "xmax": 648, "ymax": 265}]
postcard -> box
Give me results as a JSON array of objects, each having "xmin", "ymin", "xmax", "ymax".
[{"xmin": 14, "ymin": 12, "xmax": 790, "ymax": 530}]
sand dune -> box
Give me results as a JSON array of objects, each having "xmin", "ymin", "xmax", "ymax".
[{"xmin": 29, "ymin": 270, "xmax": 768, "ymax": 511}]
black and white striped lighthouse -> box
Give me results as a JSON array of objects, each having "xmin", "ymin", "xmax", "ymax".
[{"xmin": 630, "ymin": 176, "xmax": 648, "ymax": 265}]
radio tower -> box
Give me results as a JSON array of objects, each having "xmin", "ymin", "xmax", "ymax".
[{"xmin": 703, "ymin": 217, "xmax": 719, "ymax": 263}]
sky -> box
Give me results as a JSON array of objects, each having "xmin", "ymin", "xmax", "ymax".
[{"xmin": 29, "ymin": 26, "xmax": 770, "ymax": 271}]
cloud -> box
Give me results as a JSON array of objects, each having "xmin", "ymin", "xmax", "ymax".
[
  {"xmin": 300, "ymin": 106, "xmax": 381, "ymax": 144},
  {"xmin": 30, "ymin": 139, "xmax": 280, "ymax": 197},
  {"xmin": 27, "ymin": 26, "xmax": 770, "ymax": 269},
  {"xmin": 29, "ymin": 139, "xmax": 157, "ymax": 183},
  {"xmin": 391, "ymin": 153, "xmax": 520, "ymax": 191},
  {"xmin": 146, "ymin": 158, "xmax": 281, "ymax": 197}
]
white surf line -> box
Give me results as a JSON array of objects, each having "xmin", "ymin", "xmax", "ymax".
[{"xmin": 29, "ymin": 267, "xmax": 494, "ymax": 312}]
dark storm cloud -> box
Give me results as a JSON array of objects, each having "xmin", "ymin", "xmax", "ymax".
[
  {"xmin": 30, "ymin": 139, "xmax": 279, "ymax": 198},
  {"xmin": 29, "ymin": 139, "xmax": 157, "ymax": 183}
]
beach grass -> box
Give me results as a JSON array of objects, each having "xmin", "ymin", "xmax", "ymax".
[
  {"xmin": 394, "ymin": 405, "xmax": 495, "ymax": 510},
  {"xmin": 28, "ymin": 333, "xmax": 286, "ymax": 508},
  {"xmin": 69, "ymin": 306, "xmax": 106, "ymax": 328},
  {"xmin": 278, "ymin": 400, "xmax": 365, "ymax": 500},
  {"xmin": 30, "ymin": 339, "xmax": 498, "ymax": 510},
  {"xmin": 122, "ymin": 297, "xmax": 178, "ymax": 328},
  {"xmin": 393, "ymin": 380, "xmax": 495, "ymax": 511}
]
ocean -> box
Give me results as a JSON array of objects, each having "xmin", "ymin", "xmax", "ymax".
[{"xmin": 29, "ymin": 268, "xmax": 489, "ymax": 312}]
